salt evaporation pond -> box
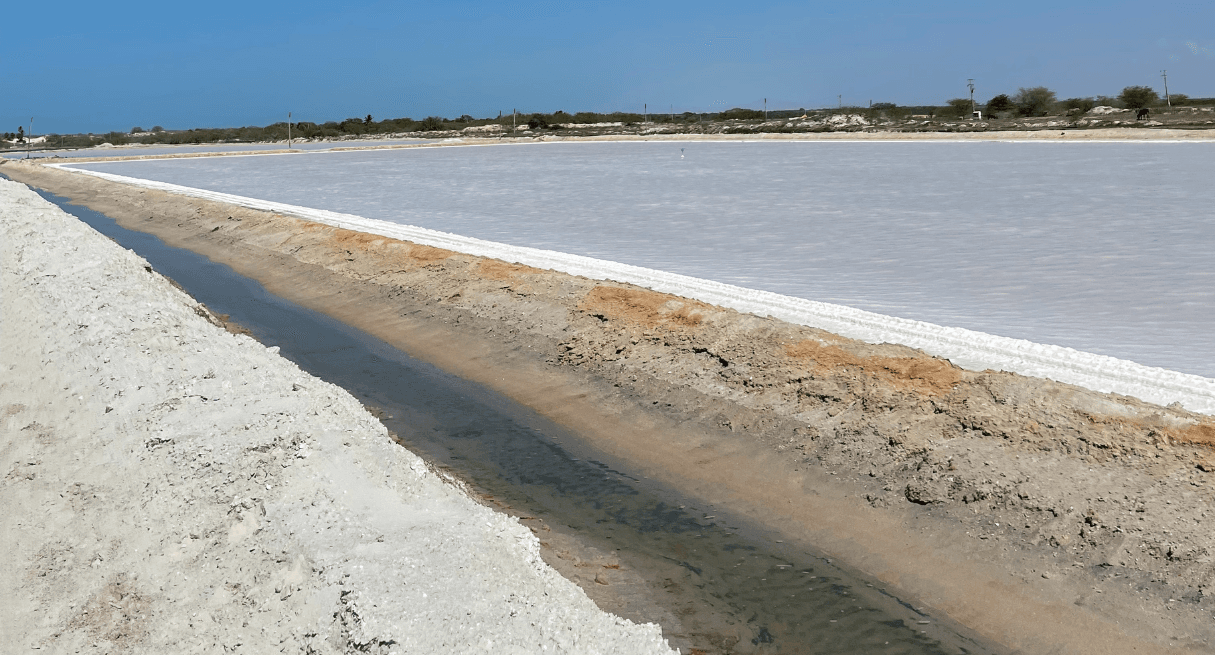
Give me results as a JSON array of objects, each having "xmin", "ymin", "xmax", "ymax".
[
  {"xmin": 2, "ymin": 138, "xmax": 429, "ymax": 159},
  {"xmin": 71, "ymin": 141, "xmax": 1215, "ymax": 378}
]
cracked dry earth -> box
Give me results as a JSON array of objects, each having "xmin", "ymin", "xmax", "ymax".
[{"xmin": 5, "ymin": 159, "xmax": 1215, "ymax": 652}]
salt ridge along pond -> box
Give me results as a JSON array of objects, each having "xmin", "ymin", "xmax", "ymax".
[{"xmin": 65, "ymin": 140, "xmax": 1215, "ymax": 387}]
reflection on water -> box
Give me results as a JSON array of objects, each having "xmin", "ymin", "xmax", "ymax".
[{"xmin": 34, "ymin": 187, "xmax": 996, "ymax": 654}]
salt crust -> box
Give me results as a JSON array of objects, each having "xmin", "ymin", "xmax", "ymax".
[{"xmin": 53, "ymin": 164, "xmax": 1215, "ymax": 415}]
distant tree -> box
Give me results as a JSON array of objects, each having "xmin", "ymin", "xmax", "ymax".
[
  {"xmin": 985, "ymin": 94, "xmax": 1014, "ymax": 116},
  {"xmin": 1013, "ymin": 87, "xmax": 1057, "ymax": 116},
  {"xmin": 151, "ymin": 125, "xmax": 165, "ymax": 132},
  {"xmin": 131, "ymin": 126, "xmax": 145, "ymax": 134},
  {"xmin": 720, "ymin": 108, "xmax": 763, "ymax": 120},
  {"xmin": 1119, "ymin": 86, "xmax": 1159, "ymax": 109},
  {"xmin": 16, "ymin": 126, "xmax": 24, "ymax": 143},
  {"xmin": 1170, "ymin": 93, "xmax": 1190, "ymax": 105},
  {"xmin": 1061, "ymin": 97, "xmax": 1095, "ymax": 114},
  {"xmin": 419, "ymin": 116, "xmax": 445, "ymax": 131},
  {"xmin": 364, "ymin": 114, "xmax": 373, "ymax": 125},
  {"xmin": 457, "ymin": 114, "xmax": 474, "ymax": 122},
  {"xmin": 527, "ymin": 114, "xmax": 549, "ymax": 129},
  {"xmin": 946, "ymin": 98, "xmax": 972, "ymax": 118},
  {"xmin": 871, "ymin": 102, "xmax": 897, "ymax": 110}
]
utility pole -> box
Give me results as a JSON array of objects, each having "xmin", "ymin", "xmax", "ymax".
[
  {"xmin": 838, "ymin": 95, "xmax": 842, "ymax": 109},
  {"xmin": 287, "ymin": 111, "xmax": 292, "ymax": 148},
  {"xmin": 967, "ymin": 79, "xmax": 976, "ymax": 116},
  {"xmin": 1161, "ymin": 70, "xmax": 1171, "ymax": 108},
  {"xmin": 644, "ymin": 103, "xmax": 647, "ymax": 122},
  {"xmin": 513, "ymin": 108, "xmax": 516, "ymax": 131},
  {"xmin": 764, "ymin": 98, "xmax": 767, "ymax": 119}
]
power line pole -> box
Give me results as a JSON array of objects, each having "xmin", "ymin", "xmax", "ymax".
[
  {"xmin": 644, "ymin": 103, "xmax": 647, "ymax": 122},
  {"xmin": 1161, "ymin": 70, "xmax": 1171, "ymax": 108},
  {"xmin": 838, "ymin": 95, "xmax": 842, "ymax": 109},
  {"xmin": 764, "ymin": 98, "xmax": 767, "ymax": 119},
  {"xmin": 287, "ymin": 111, "xmax": 292, "ymax": 149},
  {"xmin": 967, "ymin": 79, "xmax": 976, "ymax": 116}
]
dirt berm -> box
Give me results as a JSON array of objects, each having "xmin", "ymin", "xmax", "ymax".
[{"xmin": 5, "ymin": 159, "xmax": 1215, "ymax": 654}]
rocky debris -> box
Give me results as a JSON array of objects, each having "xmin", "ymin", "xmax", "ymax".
[{"xmin": 0, "ymin": 178, "xmax": 675, "ymax": 654}]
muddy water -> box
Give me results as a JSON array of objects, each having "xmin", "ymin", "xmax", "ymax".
[{"xmin": 34, "ymin": 188, "xmax": 998, "ymax": 654}]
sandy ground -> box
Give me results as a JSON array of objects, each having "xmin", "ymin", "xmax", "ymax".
[
  {"xmin": 4, "ymin": 159, "xmax": 1215, "ymax": 654},
  {"xmin": 0, "ymin": 178, "xmax": 675, "ymax": 653}
]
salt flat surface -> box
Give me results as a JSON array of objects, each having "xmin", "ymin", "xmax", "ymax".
[
  {"xmin": 2, "ymin": 138, "xmax": 429, "ymax": 159},
  {"xmin": 71, "ymin": 141, "xmax": 1215, "ymax": 379}
]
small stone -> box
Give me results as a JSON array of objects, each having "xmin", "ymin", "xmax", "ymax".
[
  {"xmin": 1042, "ymin": 572, "xmax": 1051, "ymax": 579},
  {"xmin": 594, "ymin": 573, "xmax": 609, "ymax": 585}
]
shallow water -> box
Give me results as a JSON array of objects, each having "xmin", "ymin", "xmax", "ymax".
[
  {"xmin": 31, "ymin": 187, "xmax": 995, "ymax": 654},
  {"xmin": 72, "ymin": 141, "xmax": 1215, "ymax": 377}
]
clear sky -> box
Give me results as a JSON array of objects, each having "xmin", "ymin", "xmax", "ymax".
[{"xmin": 4, "ymin": 1, "xmax": 1212, "ymax": 134}]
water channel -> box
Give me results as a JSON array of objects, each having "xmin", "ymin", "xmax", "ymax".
[{"xmin": 30, "ymin": 186, "xmax": 999, "ymax": 654}]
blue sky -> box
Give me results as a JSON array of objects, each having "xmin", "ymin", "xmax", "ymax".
[{"xmin": 4, "ymin": 1, "xmax": 1212, "ymax": 134}]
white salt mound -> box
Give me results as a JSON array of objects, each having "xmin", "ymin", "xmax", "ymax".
[{"xmin": 0, "ymin": 178, "xmax": 674, "ymax": 654}]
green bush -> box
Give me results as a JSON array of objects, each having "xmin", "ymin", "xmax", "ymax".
[
  {"xmin": 1061, "ymin": 97, "xmax": 1095, "ymax": 113},
  {"xmin": 1118, "ymin": 86, "xmax": 1159, "ymax": 109},
  {"xmin": 946, "ymin": 98, "xmax": 972, "ymax": 118},
  {"xmin": 419, "ymin": 116, "xmax": 445, "ymax": 131},
  {"xmin": 1013, "ymin": 87, "xmax": 1057, "ymax": 116},
  {"xmin": 720, "ymin": 108, "xmax": 763, "ymax": 120},
  {"xmin": 985, "ymin": 94, "xmax": 1014, "ymax": 116}
]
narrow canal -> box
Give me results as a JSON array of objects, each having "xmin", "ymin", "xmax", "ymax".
[{"xmin": 31, "ymin": 186, "xmax": 998, "ymax": 654}]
